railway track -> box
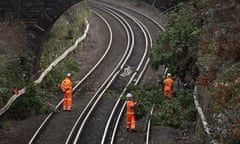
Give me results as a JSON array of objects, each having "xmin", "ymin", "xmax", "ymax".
[
  {"xmin": 96, "ymin": 2, "xmax": 166, "ymax": 144},
  {"xmin": 71, "ymin": 3, "xmax": 149, "ymax": 144},
  {"xmin": 28, "ymin": 1, "xmax": 165, "ymax": 144}
]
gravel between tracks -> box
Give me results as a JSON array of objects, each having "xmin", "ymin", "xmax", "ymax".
[{"xmin": 0, "ymin": 0, "xmax": 194, "ymax": 144}]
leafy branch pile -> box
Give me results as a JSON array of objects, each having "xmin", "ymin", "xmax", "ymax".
[
  {"xmin": 149, "ymin": 0, "xmax": 240, "ymax": 143},
  {"xmin": 126, "ymin": 83, "xmax": 196, "ymax": 128}
]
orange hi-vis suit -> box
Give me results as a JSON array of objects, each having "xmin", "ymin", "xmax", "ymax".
[
  {"xmin": 126, "ymin": 99, "xmax": 136, "ymax": 131},
  {"xmin": 61, "ymin": 77, "xmax": 73, "ymax": 111},
  {"xmin": 163, "ymin": 77, "xmax": 174, "ymax": 98},
  {"xmin": 12, "ymin": 88, "xmax": 19, "ymax": 95}
]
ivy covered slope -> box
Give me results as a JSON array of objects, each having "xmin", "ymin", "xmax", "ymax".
[
  {"xmin": 150, "ymin": 0, "xmax": 240, "ymax": 143},
  {"xmin": 0, "ymin": 2, "xmax": 89, "ymax": 120},
  {"xmin": 197, "ymin": 0, "xmax": 240, "ymax": 143}
]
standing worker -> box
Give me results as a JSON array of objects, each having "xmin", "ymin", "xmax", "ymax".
[
  {"xmin": 126, "ymin": 93, "xmax": 137, "ymax": 132},
  {"xmin": 61, "ymin": 73, "xmax": 73, "ymax": 111},
  {"xmin": 163, "ymin": 73, "xmax": 174, "ymax": 98}
]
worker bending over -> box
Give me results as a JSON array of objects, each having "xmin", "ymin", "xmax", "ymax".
[
  {"xmin": 126, "ymin": 93, "xmax": 137, "ymax": 132},
  {"xmin": 163, "ymin": 73, "xmax": 174, "ymax": 98},
  {"xmin": 61, "ymin": 73, "xmax": 73, "ymax": 111}
]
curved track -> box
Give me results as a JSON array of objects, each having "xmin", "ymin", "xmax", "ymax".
[
  {"xmin": 95, "ymin": 2, "xmax": 166, "ymax": 144},
  {"xmin": 28, "ymin": 1, "xmax": 165, "ymax": 144},
  {"xmin": 71, "ymin": 3, "xmax": 149, "ymax": 144},
  {"xmin": 29, "ymin": 8, "xmax": 129, "ymax": 144}
]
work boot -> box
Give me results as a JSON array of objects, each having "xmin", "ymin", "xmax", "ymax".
[
  {"xmin": 63, "ymin": 109, "xmax": 71, "ymax": 112},
  {"xmin": 131, "ymin": 129, "xmax": 136, "ymax": 132}
]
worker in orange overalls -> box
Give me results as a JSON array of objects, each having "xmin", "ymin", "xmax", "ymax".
[
  {"xmin": 126, "ymin": 93, "xmax": 137, "ymax": 132},
  {"xmin": 163, "ymin": 73, "xmax": 174, "ymax": 98},
  {"xmin": 12, "ymin": 87, "xmax": 19, "ymax": 95},
  {"xmin": 61, "ymin": 73, "xmax": 73, "ymax": 111}
]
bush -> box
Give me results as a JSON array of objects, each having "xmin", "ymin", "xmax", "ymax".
[
  {"xmin": 152, "ymin": 89, "xmax": 196, "ymax": 128},
  {"xmin": 150, "ymin": 2, "xmax": 201, "ymax": 80},
  {"xmin": 8, "ymin": 83, "xmax": 44, "ymax": 120},
  {"xmin": 153, "ymin": 98, "xmax": 182, "ymax": 127},
  {"xmin": 125, "ymin": 83, "xmax": 197, "ymax": 126}
]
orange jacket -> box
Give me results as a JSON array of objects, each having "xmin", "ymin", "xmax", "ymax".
[
  {"xmin": 126, "ymin": 100, "xmax": 136, "ymax": 115},
  {"xmin": 61, "ymin": 77, "xmax": 72, "ymax": 93},
  {"xmin": 126, "ymin": 99, "xmax": 136, "ymax": 130},
  {"xmin": 12, "ymin": 88, "xmax": 19, "ymax": 95},
  {"xmin": 163, "ymin": 77, "xmax": 174, "ymax": 91}
]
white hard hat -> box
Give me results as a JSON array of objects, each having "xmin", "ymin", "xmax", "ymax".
[
  {"xmin": 67, "ymin": 73, "xmax": 72, "ymax": 77},
  {"xmin": 167, "ymin": 73, "xmax": 171, "ymax": 77},
  {"xmin": 126, "ymin": 93, "xmax": 132, "ymax": 98}
]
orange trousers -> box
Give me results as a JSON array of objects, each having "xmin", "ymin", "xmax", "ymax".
[
  {"xmin": 63, "ymin": 90, "xmax": 72, "ymax": 111},
  {"xmin": 126, "ymin": 114, "xmax": 136, "ymax": 130},
  {"xmin": 164, "ymin": 87, "xmax": 172, "ymax": 98}
]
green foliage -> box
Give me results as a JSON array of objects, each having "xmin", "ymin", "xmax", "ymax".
[
  {"xmin": 178, "ymin": 89, "xmax": 194, "ymax": 108},
  {"xmin": 146, "ymin": 0, "xmax": 240, "ymax": 143},
  {"xmin": 0, "ymin": 52, "xmax": 33, "ymax": 107},
  {"xmin": 105, "ymin": 90, "xmax": 119, "ymax": 100},
  {"xmin": 8, "ymin": 83, "xmax": 44, "ymax": 120},
  {"xmin": 0, "ymin": 2, "xmax": 89, "ymax": 119},
  {"xmin": 126, "ymin": 83, "xmax": 161, "ymax": 120},
  {"xmin": 2, "ymin": 52, "xmax": 33, "ymax": 86},
  {"xmin": 8, "ymin": 82, "xmax": 56, "ymax": 120},
  {"xmin": 41, "ymin": 4, "xmax": 89, "ymax": 69},
  {"xmin": 125, "ymin": 82, "xmax": 196, "ymax": 125},
  {"xmin": 40, "ymin": 58, "xmax": 80, "ymax": 94},
  {"xmin": 152, "ymin": 88, "xmax": 196, "ymax": 128},
  {"xmin": 150, "ymin": 2, "xmax": 201, "ymax": 79},
  {"xmin": 38, "ymin": 3, "xmax": 87, "ymax": 97},
  {"xmin": 154, "ymin": 98, "xmax": 182, "ymax": 127}
]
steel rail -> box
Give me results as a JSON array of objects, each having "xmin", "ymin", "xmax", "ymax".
[
  {"xmin": 30, "ymin": 1, "xmax": 159, "ymax": 143},
  {"xmin": 96, "ymin": 2, "xmax": 167, "ymax": 144},
  {"xmin": 110, "ymin": 20, "xmax": 153, "ymax": 143},
  {"xmin": 120, "ymin": 5, "xmax": 165, "ymax": 32},
  {"xmin": 92, "ymin": 0, "xmax": 165, "ymax": 32},
  {"xmin": 101, "ymin": 9, "xmax": 152, "ymax": 144},
  {"xmin": 100, "ymin": 2, "xmax": 210, "ymax": 144},
  {"xmin": 28, "ymin": 11, "xmax": 113, "ymax": 144},
  {"xmin": 146, "ymin": 104, "xmax": 155, "ymax": 144},
  {"xmin": 71, "ymin": 4, "xmax": 136, "ymax": 143},
  {"xmin": 110, "ymin": 58, "xmax": 151, "ymax": 144},
  {"xmin": 98, "ymin": 4, "xmax": 151, "ymax": 144},
  {"xmin": 65, "ymin": 7, "xmax": 133, "ymax": 144},
  {"xmin": 118, "ymin": 4, "xmax": 167, "ymax": 144},
  {"xmin": 67, "ymin": 2, "xmax": 160, "ymax": 143}
]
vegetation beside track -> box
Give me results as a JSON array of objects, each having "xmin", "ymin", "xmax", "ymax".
[
  {"xmin": 0, "ymin": 1, "xmax": 90, "ymax": 120},
  {"xmin": 126, "ymin": 81, "xmax": 196, "ymax": 129},
  {"xmin": 148, "ymin": 0, "xmax": 240, "ymax": 143}
]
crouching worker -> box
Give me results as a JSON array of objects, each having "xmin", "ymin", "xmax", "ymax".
[
  {"xmin": 126, "ymin": 93, "xmax": 137, "ymax": 132},
  {"xmin": 61, "ymin": 73, "xmax": 73, "ymax": 111}
]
